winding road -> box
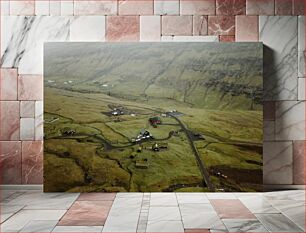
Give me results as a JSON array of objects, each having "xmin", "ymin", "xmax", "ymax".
[{"xmin": 168, "ymin": 113, "xmax": 215, "ymax": 191}]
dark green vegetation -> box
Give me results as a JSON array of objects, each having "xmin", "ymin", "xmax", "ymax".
[{"xmin": 44, "ymin": 42, "xmax": 263, "ymax": 192}]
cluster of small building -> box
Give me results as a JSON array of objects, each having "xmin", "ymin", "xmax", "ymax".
[
  {"xmin": 130, "ymin": 142, "xmax": 169, "ymax": 169},
  {"xmin": 149, "ymin": 116, "xmax": 162, "ymax": 128},
  {"xmin": 111, "ymin": 107, "xmax": 125, "ymax": 116},
  {"xmin": 131, "ymin": 129, "xmax": 154, "ymax": 143}
]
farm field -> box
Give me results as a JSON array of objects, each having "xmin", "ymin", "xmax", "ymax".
[{"xmin": 44, "ymin": 43, "xmax": 263, "ymax": 192}]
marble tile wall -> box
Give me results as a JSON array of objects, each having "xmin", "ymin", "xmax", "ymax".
[{"xmin": 0, "ymin": 0, "xmax": 305, "ymax": 186}]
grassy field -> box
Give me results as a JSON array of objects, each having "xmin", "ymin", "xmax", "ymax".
[
  {"xmin": 44, "ymin": 42, "xmax": 263, "ymax": 192},
  {"xmin": 44, "ymin": 87, "xmax": 262, "ymax": 192}
]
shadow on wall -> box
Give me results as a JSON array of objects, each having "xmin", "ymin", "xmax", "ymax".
[{"xmin": 263, "ymin": 45, "xmax": 276, "ymax": 101}]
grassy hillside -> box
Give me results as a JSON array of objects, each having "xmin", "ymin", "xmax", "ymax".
[{"xmin": 45, "ymin": 43, "xmax": 263, "ymax": 110}]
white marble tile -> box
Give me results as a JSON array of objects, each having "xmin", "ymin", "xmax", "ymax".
[
  {"xmin": 52, "ymin": 226, "xmax": 104, "ymax": 232},
  {"xmin": 150, "ymin": 193, "xmax": 178, "ymax": 206},
  {"xmin": 298, "ymin": 16, "xmax": 305, "ymax": 78},
  {"xmin": 263, "ymin": 141, "xmax": 293, "ymax": 184},
  {"xmin": 268, "ymin": 200, "xmax": 305, "ymax": 230},
  {"xmin": 256, "ymin": 213, "xmax": 303, "ymax": 232},
  {"xmin": 115, "ymin": 192, "xmax": 143, "ymax": 198},
  {"xmin": 180, "ymin": 204, "xmax": 220, "ymax": 229},
  {"xmin": 35, "ymin": 101, "xmax": 44, "ymax": 140},
  {"xmin": 111, "ymin": 195, "xmax": 143, "ymax": 208},
  {"xmin": 34, "ymin": 122, "xmax": 43, "ymax": 140},
  {"xmin": 140, "ymin": 16, "xmax": 161, "ymax": 42},
  {"xmin": 1, "ymin": 209, "xmax": 66, "ymax": 232},
  {"xmin": 1, "ymin": 16, "xmax": 70, "ymax": 74},
  {"xmin": 20, "ymin": 118, "xmax": 35, "ymax": 140},
  {"xmin": 1, "ymin": 0, "xmax": 10, "ymax": 15},
  {"xmin": 161, "ymin": 35, "xmax": 219, "ymax": 42},
  {"xmin": 50, "ymin": 1, "xmax": 61, "ymax": 15},
  {"xmin": 20, "ymin": 101, "xmax": 35, "ymax": 118},
  {"xmin": 7, "ymin": 192, "xmax": 79, "ymax": 210},
  {"xmin": 161, "ymin": 36, "xmax": 174, "ymax": 41},
  {"xmin": 206, "ymin": 193, "xmax": 236, "ymax": 199},
  {"xmin": 210, "ymin": 221, "xmax": 229, "ymax": 232},
  {"xmin": 176, "ymin": 193, "xmax": 210, "ymax": 204},
  {"xmin": 1, "ymin": 204, "xmax": 25, "ymax": 223},
  {"xmin": 35, "ymin": 1, "xmax": 50, "ymax": 15},
  {"xmin": 264, "ymin": 120, "xmax": 275, "ymax": 141},
  {"xmin": 148, "ymin": 206, "xmax": 181, "ymax": 221},
  {"xmin": 275, "ymin": 101, "xmax": 305, "ymax": 140},
  {"xmin": 103, "ymin": 194, "xmax": 142, "ymax": 232},
  {"xmin": 35, "ymin": 101, "xmax": 43, "ymax": 118},
  {"xmin": 20, "ymin": 220, "xmax": 58, "ymax": 232},
  {"xmin": 102, "ymin": 206, "xmax": 140, "ymax": 232},
  {"xmin": 70, "ymin": 16, "xmax": 105, "ymax": 42},
  {"xmin": 268, "ymin": 199, "xmax": 304, "ymax": 210},
  {"xmin": 233, "ymin": 192, "xmax": 264, "ymax": 198},
  {"xmin": 154, "ymin": 0, "xmax": 179, "ymax": 15},
  {"xmin": 61, "ymin": 1, "xmax": 73, "ymax": 15},
  {"xmin": 264, "ymin": 190, "xmax": 305, "ymax": 201},
  {"xmin": 259, "ymin": 16, "xmax": 298, "ymax": 100},
  {"xmin": 0, "ymin": 190, "xmax": 17, "ymax": 201},
  {"xmin": 239, "ymin": 196, "xmax": 279, "ymax": 214},
  {"xmin": 1, "ymin": 191, "xmax": 27, "ymax": 203},
  {"xmin": 146, "ymin": 221, "xmax": 184, "ymax": 233},
  {"xmin": 223, "ymin": 219, "xmax": 268, "ymax": 232},
  {"xmin": 298, "ymin": 78, "xmax": 305, "ymax": 100}
]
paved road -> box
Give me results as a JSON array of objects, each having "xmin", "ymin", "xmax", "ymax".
[{"xmin": 169, "ymin": 113, "xmax": 215, "ymax": 191}]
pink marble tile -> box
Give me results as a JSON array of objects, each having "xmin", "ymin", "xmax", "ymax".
[
  {"xmin": 74, "ymin": 0, "xmax": 117, "ymax": 15},
  {"xmin": 293, "ymin": 0, "xmax": 305, "ymax": 15},
  {"xmin": 193, "ymin": 16, "xmax": 208, "ymax": 36},
  {"xmin": 208, "ymin": 16, "xmax": 235, "ymax": 36},
  {"xmin": 18, "ymin": 75, "xmax": 43, "ymax": 100},
  {"xmin": 58, "ymin": 201, "xmax": 113, "ymax": 226},
  {"xmin": 119, "ymin": 0, "xmax": 153, "ymax": 15},
  {"xmin": 216, "ymin": 0, "xmax": 246, "ymax": 15},
  {"xmin": 0, "ymin": 101, "xmax": 20, "ymax": 141},
  {"xmin": 219, "ymin": 35, "xmax": 235, "ymax": 42},
  {"xmin": 0, "ymin": 141, "xmax": 22, "ymax": 184},
  {"xmin": 106, "ymin": 16, "xmax": 140, "ymax": 42},
  {"xmin": 21, "ymin": 141, "xmax": 43, "ymax": 184},
  {"xmin": 246, "ymin": 0, "xmax": 274, "ymax": 15},
  {"xmin": 162, "ymin": 16, "xmax": 192, "ymax": 36},
  {"xmin": 275, "ymin": 0, "xmax": 293, "ymax": 15},
  {"xmin": 210, "ymin": 199, "xmax": 256, "ymax": 219},
  {"xmin": 180, "ymin": 0, "xmax": 215, "ymax": 15},
  {"xmin": 0, "ymin": 69, "xmax": 18, "ymax": 100},
  {"xmin": 264, "ymin": 101, "xmax": 275, "ymax": 120},
  {"xmin": 10, "ymin": 0, "xmax": 35, "ymax": 15},
  {"xmin": 78, "ymin": 193, "xmax": 116, "ymax": 201},
  {"xmin": 235, "ymin": 15, "xmax": 258, "ymax": 42},
  {"xmin": 20, "ymin": 101, "xmax": 35, "ymax": 118},
  {"xmin": 140, "ymin": 16, "xmax": 161, "ymax": 41},
  {"xmin": 293, "ymin": 140, "xmax": 305, "ymax": 184}
]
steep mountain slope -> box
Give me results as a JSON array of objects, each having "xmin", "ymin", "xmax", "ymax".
[{"xmin": 44, "ymin": 42, "xmax": 263, "ymax": 110}]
